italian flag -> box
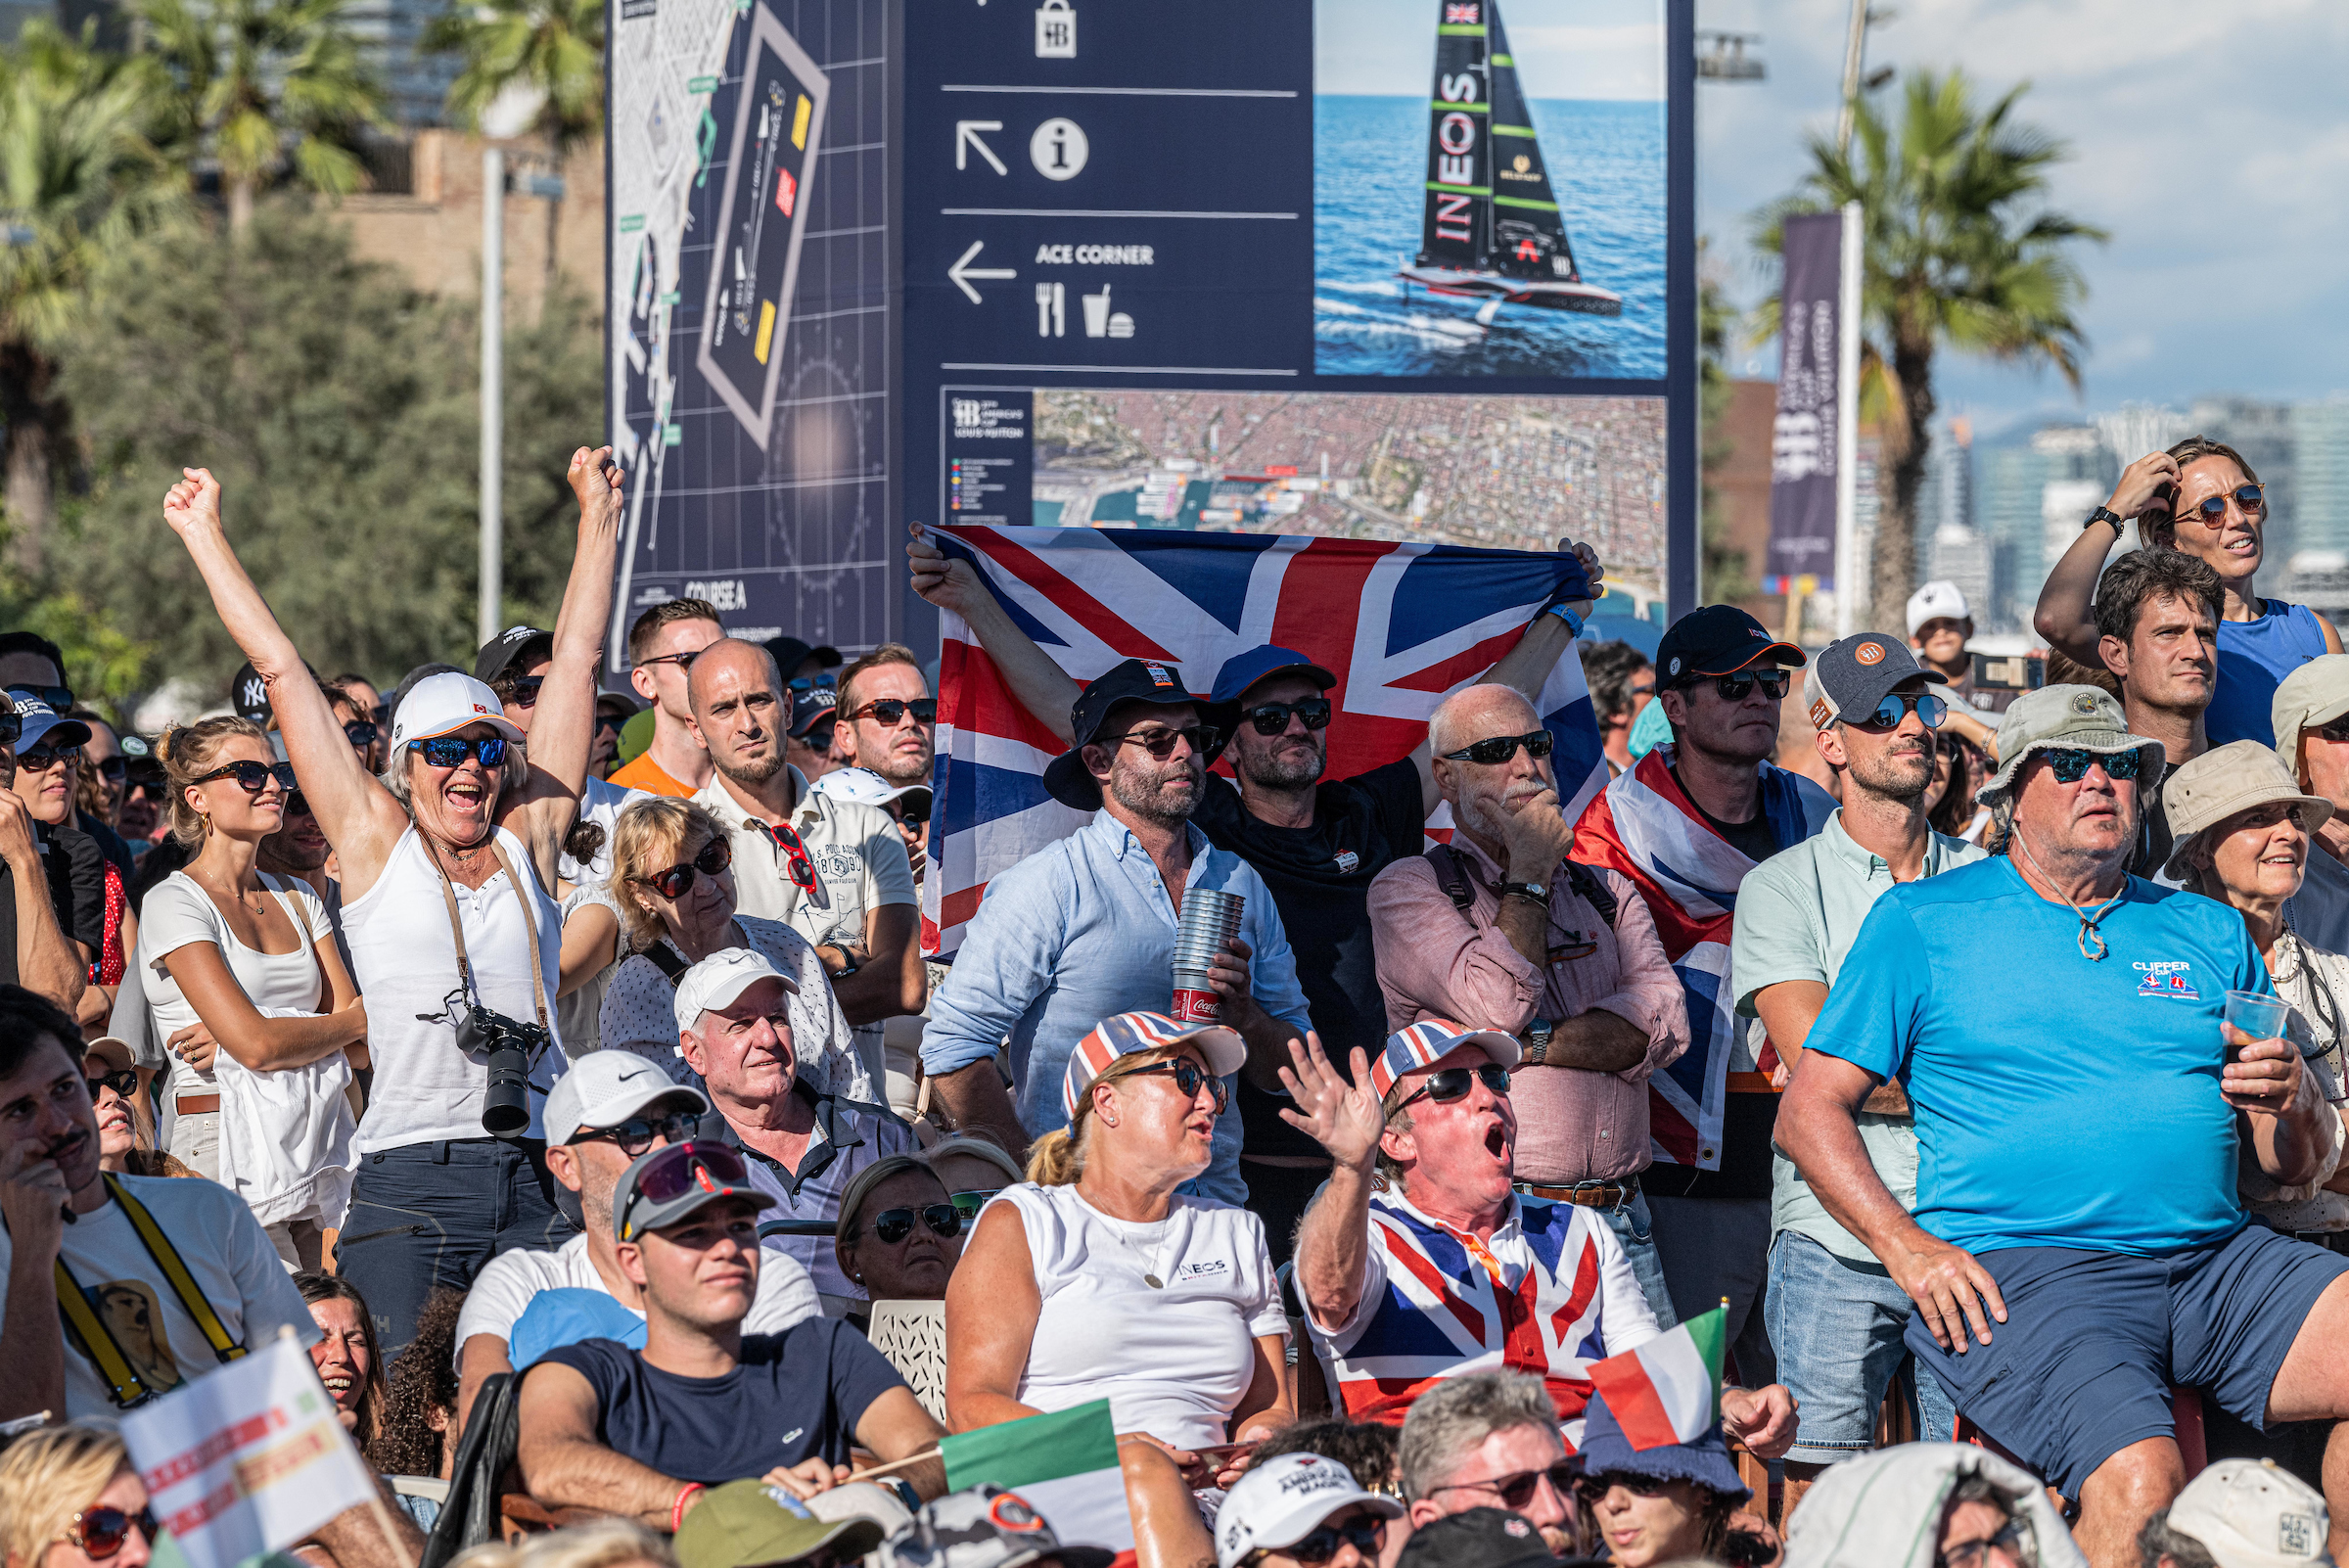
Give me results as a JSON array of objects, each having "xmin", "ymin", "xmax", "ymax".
[
  {"xmin": 939, "ymin": 1400, "xmax": 1133, "ymax": 1550},
  {"xmin": 1588, "ymin": 1307, "xmax": 1726, "ymax": 1450}
]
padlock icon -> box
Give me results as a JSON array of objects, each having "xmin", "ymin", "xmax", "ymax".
[{"xmin": 1035, "ymin": 0, "xmax": 1076, "ymax": 58}]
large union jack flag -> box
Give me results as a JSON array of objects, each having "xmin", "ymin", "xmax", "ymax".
[{"xmin": 924, "ymin": 525, "xmax": 1604, "ymax": 956}]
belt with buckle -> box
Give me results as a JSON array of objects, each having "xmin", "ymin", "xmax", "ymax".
[
  {"xmin": 175, "ymin": 1094, "xmax": 220, "ymax": 1115},
  {"xmin": 1514, "ymin": 1175, "xmax": 1637, "ymax": 1210}
]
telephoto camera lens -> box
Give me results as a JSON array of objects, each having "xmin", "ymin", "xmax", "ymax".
[{"xmin": 482, "ymin": 1036, "xmax": 534, "ymax": 1137}]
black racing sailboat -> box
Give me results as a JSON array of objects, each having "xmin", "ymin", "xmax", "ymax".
[{"xmin": 1397, "ymin": 0, "xmax": 1623, "ymax": 323}]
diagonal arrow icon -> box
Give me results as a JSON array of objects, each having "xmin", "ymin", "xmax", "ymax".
[
  {"xmin": 955, "ymin": 120, "xmax": 1007, "ymax": 175},
  {"xmin": 947, "ymin": 240, "xmax": 1017, "ymax": 303}
]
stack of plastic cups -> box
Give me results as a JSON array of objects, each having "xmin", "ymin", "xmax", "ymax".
[{"xmin": 1170, "ymin": 888, "xmax": 1246, "ymax": 1024}]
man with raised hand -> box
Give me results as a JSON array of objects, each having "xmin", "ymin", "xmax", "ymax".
[
  {"xmin": 1734, "ymin": 633, "xmax": 1982, "ymax": 1514},
  {"xmin": 1778, "ymin": 683, "xmax": 2349, "ymax": 1568}
]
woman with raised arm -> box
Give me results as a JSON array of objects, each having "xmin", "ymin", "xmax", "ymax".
[{"xmin": 164, "ymin": 451, "xmax": 623, "ymax": 1351}]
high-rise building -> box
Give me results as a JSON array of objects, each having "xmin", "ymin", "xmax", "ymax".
[
  {"xmin": 1930, "ymin": 523, "xmax": 1993, "ymax": 627},
  {"xmin": 1978, "ymin": 424, "xmax": 2110, "ymax": 635},
  {"xmin": 345, "ymin": 0, "xmax": 461, "ymax": 129},
  {"xmin": 2290, "ymin": 398, "xmax": 2349, "ymax": 559}
]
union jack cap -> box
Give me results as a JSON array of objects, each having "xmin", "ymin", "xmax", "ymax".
[
  {"xmin": 1371, "ymin": 1018, "xmax": 1523, "ymax": 1100},
  {"xmin": 1064, "ymin": 1010, "xmax": 1246, "ymax": 1120}
]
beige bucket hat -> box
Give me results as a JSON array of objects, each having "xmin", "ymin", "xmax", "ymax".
[{"xmin": 2160, "ymin": 739, "xmax": 2334, "ymax": 882}]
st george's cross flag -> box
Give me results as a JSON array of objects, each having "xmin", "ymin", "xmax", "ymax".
[
  {"xmin": 1587, "ymin": 1307, "xmax": 1727, "ymax": 1451},
  {"xmin": 923, "ymin": 524, "xmax": 1604, "ymax": 957}
]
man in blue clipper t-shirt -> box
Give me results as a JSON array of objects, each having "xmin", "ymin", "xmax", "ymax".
[{"xmin": 1777, "ymin": 684, "xmax": 2349, "ymax": 1568}]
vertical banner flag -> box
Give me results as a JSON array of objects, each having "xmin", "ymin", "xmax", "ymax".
[
  {"xmin": 122, "ymin": 1336, "xmax": 379, "ymax": 1568},
  {"xmin": 1764, "ymin": 211, "xmax": 1845, "ymax": 595},
  {"xmin": 924, "ymin": 525, "xmax": 1600, "ymax": 956}
]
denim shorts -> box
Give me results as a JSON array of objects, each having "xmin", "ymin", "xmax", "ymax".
[
  {"xmin": 1906, "ymin": 1224, "xmax": 2349, "ymax": 1498},
  {"xmin": 1765, "ymin": 1229, "xmax": 1955, "ymax": 1462}
]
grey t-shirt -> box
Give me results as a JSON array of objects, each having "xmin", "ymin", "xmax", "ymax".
[{"xmin": 1730, "ymin": 810, "xmax": 1987, "ymax": 1264}]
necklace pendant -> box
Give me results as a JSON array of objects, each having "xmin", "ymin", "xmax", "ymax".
[{"xmin": 1143, "ymin": 1272, "xmax": 1164, "ymax": 1289}]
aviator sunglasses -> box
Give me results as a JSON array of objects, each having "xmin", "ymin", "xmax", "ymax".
[
  {"xmin": 1397, "ymin": 1063, "xmax": 1511, "ymax": 1111},
  {"xmin": 1851, "ymin": 691, "xmax": 1947, "ymax": 731},
  {"xmin": 853, "ymin": 1204, "xmax": 965, "ymax": 1245}
]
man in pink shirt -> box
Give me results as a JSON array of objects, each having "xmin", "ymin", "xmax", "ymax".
[{"xmin": 1366, "ymin": 681, "xmax": 1689, "ymax": 1320}]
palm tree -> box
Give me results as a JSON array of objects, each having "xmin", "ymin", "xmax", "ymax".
[
  {"xmin": 0, "ymin": 23, "xmax": 185, "ymax": 572},
  {"xmin": 425, "ymin": 0, "xmax": 603, "ymax": 295},
  {"xmin": 1753, "ymin": 69, "xmax": 2103, "ymax": 628},
  {"xmin": 138, "ymin": 0, "xmax": 389, "ymax": 238}
]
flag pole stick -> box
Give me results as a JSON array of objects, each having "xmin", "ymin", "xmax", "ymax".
[{"xmin": 853, "ymin": 1445, "xmax": 944, "ymax": 1482}]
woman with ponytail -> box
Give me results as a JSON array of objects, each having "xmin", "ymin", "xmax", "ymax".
[
  {"xmin": 132, "ymin": 715, "xmax": 365, "ymax": 1267},
  {"xmin": 944, "ymin": 1009, "xmax": 1295, "ymax": 1521}
]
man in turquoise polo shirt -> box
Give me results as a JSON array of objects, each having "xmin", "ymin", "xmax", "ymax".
[
  {"xmin": 1778, "ymin": 683, "xmax": 2349, "ymax": 1568},
  {"xmin": 1732, "ymin": 632, "xmax": 1983, "ymax": 1514}
]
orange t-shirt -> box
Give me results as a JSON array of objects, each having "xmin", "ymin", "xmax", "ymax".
[{"xmin": 608, "ymin": 753, "xmax": 694, "ymax": 798}]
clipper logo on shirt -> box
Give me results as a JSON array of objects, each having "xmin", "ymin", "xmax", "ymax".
[{"xmin": 2134, "ymin": 960, "xmax": 2200, "ymax": 1000}]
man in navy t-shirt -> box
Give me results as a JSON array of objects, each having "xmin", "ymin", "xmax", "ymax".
[
  {"xmin": 518, "ymin": 1141, "xmax": 945, "ymax": 1522},
  {"xmin": 1778, "ymin": 685, "xmax": 2349, "ymax": 1568}
]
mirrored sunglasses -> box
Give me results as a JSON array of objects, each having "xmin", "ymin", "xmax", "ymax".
[
  {"xmin": 2043, "ymin": 746, "xmax": 2142, "ymax": 784},
  {"xmin": 413, "ymin": 734, "xmax": 508, "ymax": 769}
]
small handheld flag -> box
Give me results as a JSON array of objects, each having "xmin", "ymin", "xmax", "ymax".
[{"xmin": 1587, "ymin": 1306, "xmax": 1727, "ymax": 1451}]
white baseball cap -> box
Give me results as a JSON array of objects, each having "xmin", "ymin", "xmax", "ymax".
[
  {"xmin": 673, "ymin": 947, "xmax": 801, "ymax": 1036},
  {"xmin": 2166, "ymin": 1458, "xmax": 2331, "ymax": 1568},
  {"xmin": 811, "ymin": 765, "xmax": 933, "ymax": 815},
  {"xmin": 390, "ymin": 669, "xmax": 527, "ymax": 751},
  {"xmin": 1905, "ymin": 580, "xmax": 1972, "ymax": 638},
  {"xmin": 543, "ymin": 1050, "xmax": 710, "ymax": 1146},
  {"xmin": 1214, "ymin": 1453, "xmax": 1402, "ymax": 1568}
]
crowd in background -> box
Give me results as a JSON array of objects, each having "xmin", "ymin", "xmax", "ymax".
[{"xmin": 0, "ymin": 436, "xmax": 2344, "ymax": 1568}]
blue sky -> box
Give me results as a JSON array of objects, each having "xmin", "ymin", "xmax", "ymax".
[{"xmin": 1322, "ymin": 0, "xmax": 2349, "ymax": 440}]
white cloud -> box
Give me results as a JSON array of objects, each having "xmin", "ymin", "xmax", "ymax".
[{"xmin": 1504, "ymin": 24, "xmax": 1665, "ymax": 100}]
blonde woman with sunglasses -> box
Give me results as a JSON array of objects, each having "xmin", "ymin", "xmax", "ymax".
[
  {"xmin": 0, "ymin": 1423, "xmax": 156, "ymax": 1568},
  {"xmin": 2036, "ymin": 434, "xmax": 2343, "ymax": 748}
]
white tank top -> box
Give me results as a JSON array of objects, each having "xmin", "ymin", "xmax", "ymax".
[{"xmin": 341, "ymin": 825, "xmax": 567, "ymax": 1150}]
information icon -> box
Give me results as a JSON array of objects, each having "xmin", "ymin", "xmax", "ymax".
[{"xmin": 1030, "ymin": 117, "xmax": 1088, "ymax": 181}]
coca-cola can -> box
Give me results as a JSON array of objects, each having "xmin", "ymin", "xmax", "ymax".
[
  {"xmin": 1173, "ymin": 888, "xmax": 1245, "ymax": 1019},
  {"xmin": 1171, "ymin": 969, "xmax": 1221, "ymax": 1023}
]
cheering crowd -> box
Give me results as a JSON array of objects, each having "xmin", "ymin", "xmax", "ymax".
[{"xmin": 0, "ymin": 434, "xmax": 2344, "ymax": 1568}]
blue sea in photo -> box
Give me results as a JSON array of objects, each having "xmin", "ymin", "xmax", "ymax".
[{"xmin": 1313, "ymin": 94, "xmax": 1666, "ymax": 380}]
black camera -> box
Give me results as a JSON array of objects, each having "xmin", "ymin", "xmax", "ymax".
[{"xmin": 455, "ymin": 1002, "xmax": 552, "ymax": 1138}]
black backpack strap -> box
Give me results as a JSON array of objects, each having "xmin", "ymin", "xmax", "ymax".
[
  {"xmin": 1423, "ymin": 843, "xmax": 1474, "ymax": 910},
  {"xmin": 1563, "ymin": 861, "xmax": 1618, "ymax": 929},
  {"xmin": 1427, "ymin": 842, "xmax": 1617, "ymax": 929},
  {"xmin": 643, "ymin": 943, "xmax": 693, "ymax": 985}
]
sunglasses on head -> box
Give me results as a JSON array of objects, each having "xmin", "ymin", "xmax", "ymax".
[
  {"xmin": 1574, "ymin": 1470, "xmax": 1677, "ymax": 1504},
  {"xmin": 1127, "ymin": 1057, "xmax": 1228, "ymax": 1112},
  {"xmin": 343, "ymin": 720, "xmax": 380, "ymax": 750},
  {"xmin": 9, "ymin": 685, "xmax": 73, "ymax": 713},
  {"xmin": 1850, "ymin": 691, "xmax": 1947, "ymax": 732},
  {"xmin": 623, "ymin": 1139, "xmax": 752, "ymax": 1215},
  {"xmin": 1689, "ymin": 669, "xmax": 1791, "ymax": 703},
  {"xmin": 2171, "ymin": 483, "xmax": 2265, "ymax": 523},
  {"xmin": 57, "ymin": 1506, "xmax": 157, "ymax": 1560},
  {"xmin": 850, "ymin": 697, "xmax": 937, "ymax": 727},
  {"xmin": 17, "ymin": 743, "xmax": 79, "ymax": 771},
  {"xmin": 412, "ymin": 733, "xmax": 507, "ymax": 769},
  {"xmin": 639, "ymin": 836, "xmax": 732, "ymax": 900},
  {"xmin": 574, "ymin": 1108, "xmax": 701, "ymax": 1157},
  {"xmin": 1240, "ymin": 697, "xmax": 1332, "ymax": 736},
  {"xmin": 85, "ymin": 1069, "xmax": 138, "ymax": 1101},
  {"xmin": 501, "ymin": 676, "xmax": 544, "ymax": 709},
  {"xmin": 1440, "ymin": 729, "xmax": 1553, "ymax": 766},
  {"xmin": 193, "ymin": 759, "xmax": 297, "ymax": 794},
  {"xmin": 946, "ymin": 1187, "xmax": 1002, "ymax": 1221},
  {"xmin": 1429, "ymin": 1461, "xmax": 1578, "ymax": 1510},
  {"xmin": 1398, "ymin": 1063, "xmax": 1511, "ymax": 1111},
  {"xmin": 1109, "ymin": 724, "xmax": 1219, "ymax": 761},
  {"xmin": 2041, "ymin": 746, "xmax": 2143, "ymax": 785},
  {"xmin": 855, "ymin": 1204, "xmax": 964, "ymax": 1245},
  {"xmin": 1273, "ymin": 1516, "xmax": 1386, "ymax": 1567}
]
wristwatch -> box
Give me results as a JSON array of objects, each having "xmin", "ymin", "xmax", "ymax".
[
  {"xmin": 825, "ymin": 946, "xmax": 862, "ymax": 980},
  {"xmin": 2084, "ymin": 506, "xmax": 2126, "ymax": 532},
  {"xmin": 1502, "ymin": 880, "xmax": 1550, "ymax": 904},
  {"xmin": 1521, "ymin": 1019, "xmax": 1554, "ymax": 1067}
]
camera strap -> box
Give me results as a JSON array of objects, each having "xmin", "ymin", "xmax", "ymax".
[{"xmin": 428, "ymin": 835, "xmax": 551, "ymax": 1030}]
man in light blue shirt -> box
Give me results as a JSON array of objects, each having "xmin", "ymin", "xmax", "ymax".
[{"xmin": 923, "ymin": 659, "xmax": 1313, "ymax": 1205}]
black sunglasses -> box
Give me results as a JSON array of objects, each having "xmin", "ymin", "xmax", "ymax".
[
  {"xmin": 1440, "ymin": 729, "xmax": 1553, "ymax": 766},
  {"xmin": 2318, "ymin": 715, "xmax": 2349, "ymax": 746},
  {"xmin": 573, "ymin": 1108, "xmax": 701, "ymax": 1157},
  {"xmin": 8, "ymin": 685, "xmax": 73, "ymax": 713},
  {"xmin": 1691, "ymin": 669, "xmax": 1790, "ymax": 703},
  {"xmin": 2171, "ymin": 483, "xmax": 2265, "ymax": 522},
  {"xmin": 1240, "ymin": 697, "xmax": 1332, "ymax": 736},
  {"xmin": 1430, "ymin": 1461, "xmax": 1578, "ymax": 1510},
  {"xmin": 856, "ymin": 1204, "xmax": 964, "ymax": 1245},
  {"xmin": 0, "ymin": 711, "xmax": 21, "ymax": 748},
  {"xmin": 90, "ymin": 756, "xmax": 126, "ymax": 781},
  {"xmin": 85, "ymin": 1070, "xmax": 138, "ymax": 1101},
  {"xmin": 1574, "ymin": 1470, "xmax": 1675, "ymax": 1504},
  {"xmin": 58, "ymin": 1506, "xmax": 158, "ymax": 1560},
  {"xmin": 1276, "ymin": 1516, "xmax": 1386, "ymax": 1566},
  {"xmin": 1851, "ymin": 691, "xmax": 1947, "ymax": 732},
  {"xmin": 636, "ymin": 647, "xmax": 707, "ymax": 671},
  {"xmin": 412, "ymin": 734, "xmax": 508, "ymax": 769},
  {"xmin": 17, "ymin": 744, "xmax": 78, "ymax": 771},
  {"xmin": 344, "ymin": 720, "xmax": 380, "ymax": 749},
  {"xmin": 1398, "ymin": 1063, "xmax": 1511, "ymax": 1111},
  {"xmin": 193, "ymin": 760, "xmax": 298, "ymax": 794},
  {"xmin": 594, "ymin": 713, "xmax": 628, "ymax": 736},
  {"xmin": 638, "ymin": 836, "xmax": 732, "ymax": 899},
  {"xmin": 946, "ymin": 1187, "xmax": 1003, "ymax": 1221},
  {"xmin": 501, "ymin": 676, "xmax": 545, "ymax": 708},
  {"xmin": 1127, "ymin": 1057, "xmax": 1228, "ymax": 1112},
  {"xmin": 849, "ymin": 697, "xmax": 938, "ymax": 726},
  {"xmin": 1109, "ymin": 724, "xmax": 1219, "ymax": 761},
  {"xmin": 2042, "ymin": 746, "xmax": 2143, "ymax": 784}
]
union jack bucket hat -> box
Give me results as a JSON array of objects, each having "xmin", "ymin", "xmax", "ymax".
[
  {"xmin": 1063, "ymin": 1010, "xmax": 1245, "ymax": 1120},
  {"xmin": 1371, "ymin": 1018, "xmax": 1522, "ymax": 1101}
]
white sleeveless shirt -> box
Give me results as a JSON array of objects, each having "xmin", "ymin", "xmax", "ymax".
[{"xmin": 342, "ymin": 825, "xmax": 567, "ymax": 1149}]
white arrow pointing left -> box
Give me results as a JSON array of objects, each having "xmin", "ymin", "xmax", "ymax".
[{"xmin": 947, "ymin": 240, "xmax": 1017, "ymax": 303}]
